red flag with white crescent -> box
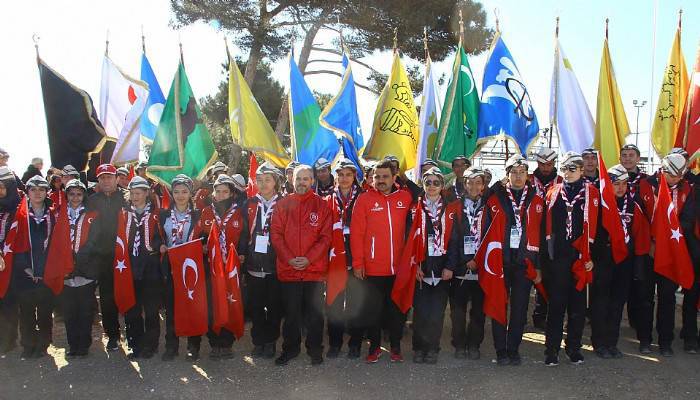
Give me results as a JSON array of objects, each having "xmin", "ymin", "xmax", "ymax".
[
  {"xmin": 168, "ymin": 239, "xmax": 208, "ymax": 337},
  {"xmin": 113, "ymin": 210, "xmax": 136, "ymax": 314},
  {"xmin": 476, "ymin": 209, "xmax": 507, "ymax": 326},
  {"xmin": 0, "ymin": 197, "xmax": 30, "ymax": 298},
  {"xmin": 391, "ymin": 201, "xmax": 426, "ymax": 313},
  {"xmin": 598, "ymin": 156, "xmax": 629, "ymax": 263},
  {"xmin": 160, "ymin": 187, "xmax": 172, "ymax": 210},
  {"xmin": 246, "ymin": 152, "xmax": 259, "ymax": 197},
  {"xmin": 326, "ymin": 195, "xmax": 348, "ymax": 305},
  {"xmin": 44, "ymin": 203, "xmax": 73, "ymax": 295},
  {"xmin": 207, "ymin": 222, "xmax": 230, "ymax": 333},
  {"xmin": 223, "ymin": 244, "xmax": 245, "ymax": 339}
]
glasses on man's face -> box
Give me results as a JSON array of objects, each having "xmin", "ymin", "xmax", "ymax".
[
  {"xmin": 424, "ymin": 180, "xmax": 442, "ymax": 187},
  {"xmin": 560, "ymin": 165, "xmax": 579, "ymax": 173}
]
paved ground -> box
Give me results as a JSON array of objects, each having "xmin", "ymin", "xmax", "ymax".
[{"xmin": 1, "ymin": 296, "xmax": 698, "ymax": 400}]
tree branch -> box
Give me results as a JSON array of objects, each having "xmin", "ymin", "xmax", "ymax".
[
  {"xmin": 311, "ymin": 46, "xmax": 382, "ymax": 76},
  {"xmin": 306, "ymin": 58, "xmax": 342, "ymax": 65},
  {"xmin": 303, "ymin": 70, "xmax": 379, "ymax": 95},
  {"xmin": 267, "ymin": 0, "xmax": 289, "ymax": 18}
]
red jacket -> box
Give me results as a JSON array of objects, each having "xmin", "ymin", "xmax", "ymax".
[
  {"xmin": 270, "ymin": 190, "xmax": 332, "ymax": 282},
  {"xmin": 350, "ymin": 187, "xmax": 413, "ymax": 276}
]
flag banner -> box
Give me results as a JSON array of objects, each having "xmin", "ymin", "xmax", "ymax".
[
  {"xmin": 289, "ymin": 52, "xmax": 340, "ymax": 165},
  {"xmin": 207, "ymin": 222, "xmax": 229, "ymax": 333},
  {"xmin": 43, "ymin": 203, "xmax": 72, "ymax": 295},
  {"xmin": 38, "ymin": 58, "xmax": 108, "ymax": 172},
  {"xmin": 477, "ymin": 32, "xmax": 539, "ymax": 156},
  {"xmin": 434, "ymin": 43, "xmax": 480, "ymax": 169},
  {"xmin": 113, "ymin": 211, "xmax": 136, "ymax": 314},
  {"xmin": 391, "ymin": 200, "xmax": 425, "ymax": 313},
  {"xmin": 228, "ymin": 58, "xmax": 290, "ymax": 167},
  {"xmin": 594, "ymin": 38, "xmax": 630, "ymax": 168},
  {"xmin": 476, "ymin": 209, "xmax": 507, "ymax": 325},
  {"xmin": 550, "ymin": 39, "xmax": 595, "ymax": 153},
  {"xmin": 675, "ymin": 44, "xmax": 700, "ymax": 164},
  {"xmin": 364, "ymin": 51, "xmax": 420, "ymax": 171},
  {"xmin": 320, "ymin": 52, "xmax": 364, "ymax": 179},
  {"xmin": 223, "ymin": 244, "xmax": 245, "ymax": 339},
  {"xmin": 414, "ymin": 55, "xmax": 441, "ymax": 182},
  {"xmin": 598, "ymin": 157, "xmax": 628, "ymax": 263},
  {"xmin": 0, "ymin": 198, "xmax": 29, "ymax": 298},
  {"xmin": 140, "ymin": 53, "xmax": 166, "ymax": 143},
  {"xmin": 326, "ymin": 197, "xmax": 348, "ymax": 306},
  {"xmin": 148, "ymin": 62, "xmax": 217, "ymax": 186},
  {"xmin": 246, "ymin": 152, "xmax": 259, "ymax": 197},
  {"xmin": 168, "ymin": 239, "xmax": 208, "ymax": 337}
]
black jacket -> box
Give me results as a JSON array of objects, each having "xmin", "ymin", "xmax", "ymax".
[
  {"xmin": 20, "ymin": 165, "xmax": 43, "ymax": 184},
  {"xmin": 86, "ymin": 188, "xmax": 127, "ymax": 261},
  {"xmin": 13, "ymin": 200, "xmax": 55, "ymax": 291}
]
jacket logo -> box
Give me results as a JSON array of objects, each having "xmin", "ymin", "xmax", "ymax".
[
  {"xmin": 371, "ymin": 202, "xmax": 384, "ymax": 212},
  {"xmin": 593, "ymin": 199, "xmax": 599, "ymax": 207},
  {"xmin": 536, "ymin": 204, "xmax": 543, "ymax": 213},
  {"xmin": 310, "ymin": 212, "xmax": 319, "ymax": 223},
  {"xmin": 448, "ymin": 212, "xmax": 454, "ymax": 220},
  {"xmin": 233, "ymin": 220, "xmax": 240, "ymax": 228}
]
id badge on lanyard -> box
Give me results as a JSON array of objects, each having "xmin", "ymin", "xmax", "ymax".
[
  {"xmin": 464, "ymin": 235, "xmax": 477, "ymax": 255},
  {"xmin": 509, "ymin": 226, "xmax": 521, "ymax": 249},
  {"xmin": 254, "ymin": 234, "xmax": 269, "ymax": 253}
]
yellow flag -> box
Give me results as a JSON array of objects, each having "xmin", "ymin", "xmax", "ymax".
[
  {"xmin": 651, "ymin": 28, "xmax": 689, "ymax": 157},
  {"xmin": 594, "ymin": 39, "xmax": 630, "ymax": 168},
  {"xmin": 228, "ymin": 59, "xmax": 290, "ymax": 167},
  {"xmin": 363, "ymin": 52, "xmax": 420, "ymax": 171}
]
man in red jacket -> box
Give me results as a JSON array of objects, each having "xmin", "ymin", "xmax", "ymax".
[
  {"xmin": 270, "ymin": 165, "xmax": 332, "ymax": 366},
  {"xmin": 350, "ymin": 159, "xmax": 413, "ymax": 363}
]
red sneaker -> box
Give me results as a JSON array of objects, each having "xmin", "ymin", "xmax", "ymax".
[
  {"xmin": 390, "ymin": 350, "xmax": 404, "ymax": 363},
  {"xmin": 366, "ymin": 348, "xmax": 381, "ymax": 363}
]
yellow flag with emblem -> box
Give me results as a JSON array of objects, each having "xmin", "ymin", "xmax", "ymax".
[
  {"xmin": 363, "ymin": 51, "xmax": 420, "ymax": 171},
  {"xmin": 228, "ymin": 58, "xmax": 290, "ymax": 167},
  {"xmin": 651, "ymin": 27, "xmax": 689, "ymax": 157}
]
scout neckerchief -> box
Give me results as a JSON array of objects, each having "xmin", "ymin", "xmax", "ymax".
[
  {"xmin": 213, "ymin": 201, "xmax": 238, "ymax": 260},
  {"xmin": 335, "ymin": 185, "xmax": 359, "ymax": 226},
  {"xmin": 28, "ymin": 203, "xmax": 52, "ymax": 250},
  {"xmin": 506, "ymin": 184, "xmax": 529, "ymax": 231},
  {"xmin": 422, "ymin": 196, "xmax": 446, "ymax": 255},
  {"xmin": 255, "ymin": 193, "xmax": 278, "ymax": 235},
  {"xmin": 559, "ymin": 182, "xmax": 586, "ymax": 240},
  {"xmin": 128, "ymin": 203, "xmax": 152, "ymax": 257},
  {"xmin": 170, "ymin": 207, "xmax": 192, "ymax": 246}
]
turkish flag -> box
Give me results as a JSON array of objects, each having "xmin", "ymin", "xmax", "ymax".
[
  {"xmin": 246, "ymin": 152, "xmax": 259, "ymax": 197},
  {"xmin": 207, "ymin": 222, "xmax": 229, "ymax": 333},
  {"xmin": 675, "ymin": 47, "xmax": 700, "ymax": 162},
  {"xmin": 44, "ymin": 203, "xmax": 74, "ymax": 295},
  {"xmin": 476, "ymin": 209, "xmax": 507, "ymax": 326},
  {"xmin": 160, "ymin": 187, "xmax": 172, "ymax": 210},
  {"xmin": 525, "ymin": 259, "xmax": 548, "ymax": 302},
  {"xmin": 571, "ymin": 184, "xmax": 598, "ymax": 291},
  {"xmin": 168, "ymin": 239, "xmax": 208, "ymax": 337},
  {"xmin": 113, "ymin": 210, "xmax": 136, "ymax": 314},
  {"xmin": 223, "ymin": 243, "xmax": 245, "ymax": 339},
  {"xmin": 0, "ymin": 197, "xmax": 30, "ymax": 298},
  {"xmin": 652, "ymin": 174, "xmax": 695, "ymax": 289},
  {"xmin": 326, "ymin": 196, "xmax": 348, "ymax": 305},
  {"xmin": 391, "ymin": 201, "xmax": 426, "ymax": 313},
  {"xmin": 127, "ymin": 164, "xmax": 135, "ymax": 181},
  {"xmin": 598, "ymin": 156, "xmax": 629, "ymax": 263}
]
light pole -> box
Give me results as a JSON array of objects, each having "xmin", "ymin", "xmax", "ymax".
[{"xmin": 632, "ymin": 99, "xmax": 647, "ymax": 147}]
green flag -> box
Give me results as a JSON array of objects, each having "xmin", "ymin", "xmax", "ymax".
[
  {"xmin": 432, "ymin": 44, "xmax": 479, "ymax": 171},
  {"xmin": 148, "ymin": 62, "xmax": 217, "ymax": 186}
]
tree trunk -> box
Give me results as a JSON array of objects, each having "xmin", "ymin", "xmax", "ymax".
[{"xmin": 243, "ymin": 39, "xmax": 263, "ymax": 86}]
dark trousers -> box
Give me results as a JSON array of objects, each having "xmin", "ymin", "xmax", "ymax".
[
  {"xmin": 544, "ymin": 258, "xmax": 586, "ymax": 354},
  {"xmin": 280, "ymin": 280, "xmax": 324, "ymax": 356},
  {"xmin": 163, "ymin": 276, "xmax": 177, "ymax": 352},
  {"xmin": 590, "ymin": 256, "xmax": 632, "ymax": 349},
  {"xmin": 62, "ymin": 282, "xmax": 97, "ymax": 352},
  {"xmin": 98, "ymin": 263, "xmax": 120, "ymax": 340},
  {"xmin": 356, "ymin": 275, "xmax": 406, "ymax": 353},
  {"xmin": 125, "ymin": 279, "xmax": 162, "ymax": 354},
  {"xmin": 17, "ymin": 285, "xmax": 54, "ymax": 352},
  {"xmin": 633, "ymin": 259, "xmax": 678, "ymax": 347},
  {"xmin": 327, "ymin": 271, "xmax": 364, "ymax": 349},
  {"xmin": 492, "ymin": 263, "xmax": 532, "ymax": 354},
  {"xmin": 0, "ymin": 292, "xmax": 19, "ymax": 352},
  {"xmin": 449, "ymin": 278, "xmax": 485, "ymax": 350},
  {"xmin": 532, "ymin": 256, "xmax": 550, "ymax": 324},
  {"xmin": 247, "ymin": 273, "xmax": 283, "ymax": 346},
  {"xmin": 681, "ymin": 282, "xmax": 700, "ymax": 346},
  {"xmin": 412, "ymin": 280, "xmax": 449, "ymax": 352}
]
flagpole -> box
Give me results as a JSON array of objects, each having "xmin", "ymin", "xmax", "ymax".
[
  {"xmin": 459, "ymin": 9, "xmax": 465, "ymax": 45},
  {"xmin": 105, "ymin": 29, "xmax": 110, "ymax": 56},
  {"xmin": 393, "ymin": 27, "xmax": 398, "ymax": 53},
  {"xmin": 551, "ymin": 17, "xmax": 560, "ymax": 150},
  {"xmin": 179, "ymin": 33, "xmax": 184, "ymax": 65},
  {"xmin": 646, "ymin": 1, "xmax": 658, "ymax": 171},
  {"xmin": 32, "ymin": 33, "xmax": 40, "ymax": 62},
  {"xmin": 141, "ymin": 25, "xmax": 146, "ymax": 54}
]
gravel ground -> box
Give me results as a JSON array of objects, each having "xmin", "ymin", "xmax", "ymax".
[{"xmin": 1, "ymin": 296, "xmax": 698, "ymax": 400}]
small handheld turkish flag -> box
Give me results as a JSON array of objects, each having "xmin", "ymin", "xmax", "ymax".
[
  {"xmin": 326, "ymin": 195, "xmax": 348, "ymax": 305},
  {"xmin": 391, "ymin": 201, "xmax": 426, "ymax": 313},
  {"xmin": 224, "ymin": 244, "xmax": 245, "ymax": 339},
  {"xmin": 208, "ymin": 222, "xmax": 230, "ymax": 333},
  {"xmin": 44, "ymin": 203, "xmax": 73, "ymax": 295},
  {"xmin": 476, "ymin": 210, "xmax": 507, "ymax": 326},
  {"xmin": 168, "ymin": 239, "xmax": 208, "ymax": 337},
  {"xmin": 246, "ymin": 152, "xmax": 259, "ymax": 197},
  {"xmin": 0, "ymin": 197, "xmax": 30, "ymax": 298},
  {"xmin": 598, "ymin": 156, "xmax": 629, "ymax": 263},
  {"xmin": 113, "ymin": 210, "xmax": 136, "ymax": 314}
]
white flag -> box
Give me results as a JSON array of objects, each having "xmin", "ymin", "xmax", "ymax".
[
  {"xmin": 99, "ymin": 56, "xmax": 149, "ymax": 165},
  {"xmin": 414, "ymin": 56, "xmax": 442, "ymax": 182},
  {"xmin": 550, "ymin": 39, "xmax": 594, "ymax": 153}
]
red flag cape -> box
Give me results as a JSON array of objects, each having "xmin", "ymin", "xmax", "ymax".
[
  {"xmin": 525, "ymin": 259, "xmax": 548, "ymax": 302},
  {"xmin": 44, "ymin": 203, "xmax": 74, "ymax": 295},
  {"xmin": 168, "ymin": 239, "xmax": 208, "ymax": 337},
  {"xmin": 246, "ymin": 153, "xmax": 259, "ymax": 197},
  {"xmin": 207, "ymin": 222, "xmax": 230, "ymax": 333},
  {"xmin": 598, "ymin": 157, "xmax": 629, "ymax": 263},
  {"xmin": 127, "ymin": 165, "xmax": 135, "ymax": 181},
  {"xmin": 160, "ymin": 187, "xmax": 172, "ymax": 210},
  {"xmin": 652, "ymin": 174, "xmax": 695, "ymax": 289},
  {"xmin": 571, "ymin": 184, "xmax": 598, "ymax": 291},
  {"xmin": 0, "ymin": 197, "xmax": 29, "ymax": 298},
  {"xmin": 223, "ymin": 244, "xmax": 245, "ymax": 339},
  {"xmin": 476, "ymin": 210, "xmax": 507, "ymax": 326},
  {"xmin": 391, "ymin": 201, "xmax": 425, "ymax": 313},
  {"xmin": 326, "ymin": 196, "xmax": 348, "ymax": 305},
  {"xmin": 113, "ymin": 211, "xmax": 136, "ymax": 314}
]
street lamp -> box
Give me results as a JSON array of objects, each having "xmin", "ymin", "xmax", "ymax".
[{"xmin": 632, "ymin": 99, "xmax": 647, "ymax": 147}]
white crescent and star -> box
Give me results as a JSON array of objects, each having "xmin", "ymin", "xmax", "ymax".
[
  {"xmin": 667, "ymin": 204, "xmax": 684, "ymax": 242},
  {"xmin": 182, "ymin": 258, "xmax": 199, "ymax": 300},
  {"xmin": 484, "ymin": 241, "xmax": 503, "ymax": 277},
  {"xmin": 115, "ymin": 237, "xmax": 127, "ymax": 273}
]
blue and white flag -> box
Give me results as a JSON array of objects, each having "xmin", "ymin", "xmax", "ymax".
[
  {"xmin": 477, "ymin": 33, "xmax": 539, "ymax": 155},
  {"xmin": 320, "ymin": 53, "xmax": 364, "ymax": 179},
  {"xmin": 139, "ymin": 53, "xmax": 166, "ymax": 142}
]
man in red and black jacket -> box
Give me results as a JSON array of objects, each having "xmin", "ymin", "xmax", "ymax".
[
  {"xmin": 270, "ymin": 165, "xmax": 332, "ymax": 366},
  {"xmin": 350, "ymin": 159, "xmax": 413, "ymax": 363}
]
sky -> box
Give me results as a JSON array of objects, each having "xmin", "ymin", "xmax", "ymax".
[{"xmin": 2, "ymin": 0, "xmax": 699, "ymax": 175}]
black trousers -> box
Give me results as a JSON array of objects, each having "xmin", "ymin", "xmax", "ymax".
[
  {"xmin": 449, "ymin": 278, "xmax": 485, "ymax": 350},
  {"xmin": 0, "ymin": 291, "xmax": 19, "ymax": 352},
  {"xmin": 327, "ymin": 270, "xmax": 364, "ymax": 349},
  {"xmin": 280, "ymin": 280, "xmax": 324, "ymax": 356},
  {"xmin": 247, "ymin": 273, "xmax": 283, "ymax": 346},
  {"xmin": 633, "ymin": 257, "xmax": 678, "ymax": 347},
  {"xmin": 492, "ymin": 263, "xmax": 532, "ymax": 354},
  {"xmin": 412, "ymin": 280, "xmax": 449, "ymax": 352},
  {"xmin": 125, "ymin": 279, "xmax": 162, "ymax": 354},
  {"xmin": 681, "ymin": 281, "xmax": 700, "ymax": 346},
  {"xmin": 590, "ymin": 255, "xmax": 633, "ymax": 349},
  {"xmin": 544, "ymin": 258, "xmax": 586, "ymax": 354},
  {"xmin": 17, "ymin": 285, "xmax": 54, "ymax": 352},
  {"xmin": 532, "ymin": 256, "xmax": 550, "ymax": 324},
  {"xmin": 355, "ymin": 275, "xmax": 406, "ymax": 353},
  {"xmin": 62, "ymin": 282, "xmax": 97, "ymax": 352},
  {"xmin": 98, "ymin": 261, "xmax": 120, "ymax": 340}
]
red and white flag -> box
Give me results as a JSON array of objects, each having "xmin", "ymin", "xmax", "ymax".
[
  {"xmin": 113, "ymin": 210, "xmax": 136, "ymax": 314},
  {"xmin": 207, "ymin": 222, "xmax": 230, "ymax": 333},
  {"xmin": 571, "ymin": 184, "xmax": 599, "ymax": 291},
  {"xmin": 0, "ymin": 197, "xmax": 29, "ymax": 298},
  {"xmin": 598, "ymin": 156, "xmax": 629, "ymax": 263},
  {"xmin": 44, "ymin": 203, "xmax": 73, "ymax": 295},
  {"xmin": 476, "ymin": 210, "xmax": 507, "ymax": 326},
  {"xmin": 223, "ymin": 244, "xmax": 245, "ymax": 339},
  {"xmin": 246, "ymin": 152, "xmax": 259, "ymax": 197},
  {"xmin": 168, "ymin": 239, "xmax": 208, "ymax": 337},
  {"xmin": 326, "ymin": 196, "xmax": 348, "ymax": 305},
  {"xmin": 391, "ymin": 201, "xmax": 426, "ymax": 313}
]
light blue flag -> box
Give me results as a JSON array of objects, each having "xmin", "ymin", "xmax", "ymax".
[
  {"xmin": 477, "ymin": 33, "xmax": 539, "ymax": 155},
  {"xmin": 288, "ymin": 53, "xmax": 340, "ymax": 165},
  {"xmin": 139, "ymin": 53, "xmax": 166, "ymax": 142},
  {"xmin": 320, "ymin": 53, "xmax": 364, "ymax": 180}
]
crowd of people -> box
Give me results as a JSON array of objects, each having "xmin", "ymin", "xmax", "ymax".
[{"xmin": 0, "ymin": 144, "xmax": 698, "ymax": 368}]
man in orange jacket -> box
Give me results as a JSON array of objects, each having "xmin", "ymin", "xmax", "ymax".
[
  {"xmin": 270, "ymin": 165, "xmax": 332, "ymax": 366},
  {"xmin": 350, "ymin": 159, "xmax": 413, "ymax": 364}
]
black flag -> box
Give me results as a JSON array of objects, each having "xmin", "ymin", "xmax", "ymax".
[{"xmin": 38, "ymin": 58, "xmax": 109, "ymax": 172}]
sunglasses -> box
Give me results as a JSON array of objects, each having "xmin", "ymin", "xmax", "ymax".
[
  {"xmin": 559, "ymin": 165, "xmax": 580, "ymax": 173},
  {"xmin": 424, "ymin": 180, "xmax": 442, "ymax": 187}
]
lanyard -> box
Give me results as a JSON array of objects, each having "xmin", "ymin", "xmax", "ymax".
[
  {"xmin": 463, "ymin": 198, "xmax": 480, "ymax": 236},
  {"xmin": 560, "ymin": 185, "xmax": 586, "ymax": 239},
  {"xmin": 423, "ymin": 197, "xmax": 444, "ymax": 252},
  {"xmin": 255, "ymin": 194, "xmax": 278, "ymax": 235},
  {"xmin": 618, "ymin": 195, "xmax": 630, "ymax": 244},
  {"xmin": 506, "ymin": 184, "xmax": 528, "ymax": 229}
]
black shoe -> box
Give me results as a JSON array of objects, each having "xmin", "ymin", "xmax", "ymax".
[
  {"xmin": 594, "ymin": 347, "xmax": 612, "ymax": 359},
  {"xmin": 508, "ymin": 351, "xmax": 521, "ymax": 366},
  {"xmin": 252, "ymin": 345, "xmax": 265, "ymax": 357},
  {"xmin": 659, "ymin": 347, "xmax": 674, "ymax": 357},
  {"xmin": 468, "ymin": 347, "xmax": 481, "ymax": 360},
  {"xmin": 186, "ymin": 348, "xmax": 200, "ymax": 362},
  {"xmin": 413, "ymin": 351, "xmax": 426, "ymax": 364},
  {"xmin": 310, "ymin": 353, "xmax": 324, "ymax": 365},
  {"xmin": 608, "ymin": 347, "xmax": 623, "ymax": 359},
  {"xmin": 32, "ymin": 348, "xmax": 47, "ymax": 359},
  {"xmin": 567, "ymin": 350, "xmax": 584, "ymax": 364},
  {"xmin": 347, "ymin": 346, "xmax": 361, "ymax": 359},
  {"xmin": 20, "ymin": 348, "xmax": 33, "ymax": 360},
  {"xmin": 326, "ymin": 346, "xmax": 341, "ymax": 359},
  {"xmin": 533, "ymin": 319, "xmax": 547, "ymax": 331},
  {"xmin": 219, "ymin": 347, "xmax": 234, "ymax": 360},
  {"xmin": 275, "ymin": 351, "xmax": 299, "ymax": 366},
  {"xmin": 209, "ymin": 347, "xmax": 221, "ymax": 360},
  {"xmin": 424, "ymin": 350, "xmax": 438, "ymax": 364},
  {"xmin": 127, "ymin": 351, "xmax": 140, "ymax": 360},
  {"xmin": 66, "ymin": 350, "xmax": 79, "ymax": 359},
  {"xmin": 263, "ymin": 343, "xmax": 276, "ymax": 359},
  {"xmin": 161, "ymin": 348, "xmax": 177, "ymax": 361},
  {"xmin": 639, "ymin": 343, "xmax": 652, "ymax": 354},
  {"xmin": 106, "ymin": 338, "xmax": 119, "ymax": 352},
  {"xmin": 683, "ymin": 342, "xmax": 699, "ymax": 354},
  {"xmin": 544, "ymin": 354, "xmax": 559, "ymax": 367},
  {"xmin": 496, "ymin": 350, "xmax": 509, "ymax": 366},
  {"xmin": 454, "ymin": 348, "xmax": 467, "ymax": 359}
]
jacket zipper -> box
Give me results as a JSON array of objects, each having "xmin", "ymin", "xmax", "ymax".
[
  {"xmin": 387, "ymin": 196, "xmax": 394, "ymax": 274},
  {"xmin": 370, "ymin": 236, "xmax": 375, "ymax": 259}
]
